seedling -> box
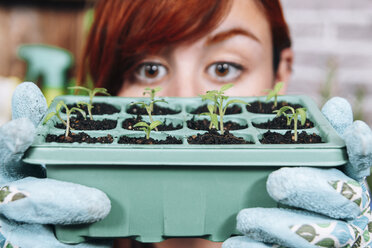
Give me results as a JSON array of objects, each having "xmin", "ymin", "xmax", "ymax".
[
  {"xmin": 200, "ymin": 83, "xmax": 248, "ymax": 135},
  {"xmin": 43, "ymin": 100, "xmax": 86, "ymax": 138},
  {"xmin": 133, "ymin": 120, "xmax": 163, "ymax": 140},
  {"xmin": 264, "ymin": 82, "xmax": 284, "ymax": 109},
  {"xmin": 68, "ymin": 86, "xmax": 110, "ymax": 120},
  {"xmin": 273, "ymin": 106, "xmax": 307, "ymax": 142},
  {"xmin": 200, "ymin": 104, "xmax": 219, "ymax": 130},
  {"xmin": 132, "ymin": 87, "xmax": 167, "ymax": 131}
]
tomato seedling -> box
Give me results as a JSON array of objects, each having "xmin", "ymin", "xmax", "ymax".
[{"xmin": 273, "ymin": 106, "xmax": 307, "ymax": 142}]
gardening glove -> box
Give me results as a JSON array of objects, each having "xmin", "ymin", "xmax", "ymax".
[
  {"xmin": 223, "ymin": 97, "xmax": 372, "ymax": 248},
  {"xmin": 0, "ymin": 82, "xmax": 112, "ymax": 248}
]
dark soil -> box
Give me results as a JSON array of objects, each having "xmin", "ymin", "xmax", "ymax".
[
  {"xmin": 253, "ymin": 115, "xmax": 314, "ymax": 129},
  {"xmin": 63, "ymin": 103, "xmax": 120, "ymax": 115},
  {"xmin": 55, "ymin": 117, "xmax": 117, "ymax": 130},
  {"xmin": 127, "ymin": 104, "xmax": 180, "ymax": 115},
  {"xmin": 246, "ymin": 101, "xmax": 303, "ymax": 114},
  {"xmin": 260, "ymin": 131, "xmax": 322, "ymax": 144},
  {"xmin": 122, "ymin": 116, "xmax": 182, "ymax": 131},
  {"xmin": 190, "ymin": 104, "xmax": 241, "ymax": 115},
  {"xmin": 187, "ymin": 129, "xmax": 253, "ymax": 144},
  {"xmin": 118, "ymin": 135, "xmax": 182, "ymax": 144},
  {"xmin": 45, "ymin": 132, "xmax": 113, "ymax": 143},
  {"xmin": 187, "ymin": 117, "xmax": 247, "ymax": 131}
]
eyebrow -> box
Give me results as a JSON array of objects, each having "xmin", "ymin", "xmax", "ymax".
[{"xmin": 205, "ymin": 28, "xmax": 260, "ymax": 46}]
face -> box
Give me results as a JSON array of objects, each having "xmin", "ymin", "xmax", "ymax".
[{"xmin": 118, "ymin": 0, "xmax": 287, "ymax": 97}]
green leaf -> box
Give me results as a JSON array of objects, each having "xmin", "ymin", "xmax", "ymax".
[
  {"xmin": 273, "ymin": 82, "xmax": 284, "ymax": 93},
  {"xmin": 296, "ymin": 108, "xmax": 307, "ymax": 126},
  {"xmin": 275, "ymin": 106, "xmax": 293, "ymax": 117},
  {"xmin": 132, "ymin": 101, "xmax": 147, "ymax": 108},
  {"xmin": 207, "ymin": 104, "xmax": 215, "ymax": 114},
  {"xmin": 139, "ymin": 127, "xmax": 148, "ymax": 132},
  {"xmin": 43, "ymin": 112, "xmax": 57, "ymax": 124},
  {"xmin": 70, "ymin": 107, "xmax": 87, "ymax": 119},
  {"xmin": 77, "ymin": 101, "xmax": 89, "ymax": 107},
  {"xmin": 153, "ymin": 99, "xmax": 168, "ymax": 104},
  {"xmin": 201, "ymin": 94, "xmax": 215, "ymax": 102},
  {"xmin": 93, "ymin": 88, "xmax": 110, "ymax": 96},
  {"xmin": 150, "ymin": 120, "xmax": 163, "ymax": 130},
  {"xmin": 134, "ymin": 122, "xmax": 150, "ymax": 128},
  {"xmin": 220, "ymin": 83, "xmax": 234, "ymax": 92},
  {"xmin": 225, "ymin": 99, "xmax": 249, "ymax": 107},
  {"xmin": 294, "ymin": 224, "xmax": 316, "ymax": 242},
  {"xmin": 266, "ymin": 91, "xmax": 275, "ymax": 101},
  {"xmin": 153, "ymin": 86, "xmax": 162, "ymax": 93},
  {"xmin": 59, "ymin": 101, "xmax": 68, "ymax": 112},
  {"xmin": 315, "ymin": 238, "xmax": 335, "ymax": 247},
  {"xmin": 206, "ymin": 90, "xmax": 218, "ymax": 95},
  {"xmin": 139, "ymin": 127, "xmax": 148, "ymax": 133},
  {"xmin": 56, "ymin": 100, "xmax": 65, "ymax": 112},
  {"xmin": 68, "ymin": 86, "xmax": 91, "ymax": 93}
]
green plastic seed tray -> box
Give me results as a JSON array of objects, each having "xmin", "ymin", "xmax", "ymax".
[{"xmin": 23, "ymin": 95, "xmax": 347, "ymax": 244}]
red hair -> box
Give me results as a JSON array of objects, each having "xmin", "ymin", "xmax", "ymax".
[
  {"xmin": 78, "ymin": 0, "xmax": 291, "ymax": 95},
  {"xmin": 256, "ymin": 0, "xmax": 291, "ymax": 73}
]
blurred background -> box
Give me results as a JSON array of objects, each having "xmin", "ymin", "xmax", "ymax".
[{"xmin": 0, "ymin": 0, "xmax": 371, "ymax": 126}]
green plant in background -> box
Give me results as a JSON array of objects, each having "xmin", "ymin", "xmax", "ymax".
[
  {"xmin": 353, "ymin": 85, "xmax": 366, "ymax": 121},
  {"xmin": 264, "ymin": 81, "xmax": 283, "ymax": 109},
  {"xmin": 200, "ymin": 83, "xmax": 249, "ymax": 135},
  {"xmin": 43, "ymin": 100, "xmax": 86, "ymax": 138},
  {"xmin": 200, "ymin": 104, "xmax": 219, "ymax": 130},
  {"xmin": 133, "ymin": 120, "xmax": 163, "ymax": 140},
  {"xmin": 132, "ymin": 87, "xmax": 167, "ymax": 131},
  {"xmin": 274, "ymin": 106, "xmax": 307, "ymax": 142},
  {"xmin": 320, "ymin": 58, "xmax": 338, "ymax": 106},
  {"xmin": 68, "ymin": 86, "xmax": 110, "ymax": 120}
]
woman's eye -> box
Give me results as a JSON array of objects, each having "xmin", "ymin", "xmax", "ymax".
[
  {"xmin": 135, "ymin": 63, "xmax": 168, "ymax": 84},
  {"xmin": 206, "ymin": 62, "xmax": 244, "ymax": 82}
]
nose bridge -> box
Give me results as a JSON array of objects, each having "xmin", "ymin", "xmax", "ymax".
[{"xmin": 170, "ymin": 48, "xmax": 199, "ymax": 97}]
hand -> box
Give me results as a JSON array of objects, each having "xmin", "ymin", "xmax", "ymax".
[
  {"xmin": 223, "ymin": 97, "xmax": 372, "ymax": 248},
  {"xmin": 0, "ymin": 82, "xmax": 113, "ymax": 248}
]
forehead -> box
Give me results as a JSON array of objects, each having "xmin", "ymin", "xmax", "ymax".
[{"xmin": 207, "ymin": 0, "xmax": 271, "ymax": 47}]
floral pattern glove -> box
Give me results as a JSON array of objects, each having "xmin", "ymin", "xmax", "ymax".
[
  {"xmin": 223, "ymin": 97, "xmax": 372, "ymax": 248},
  {"xmin": 0, "ymin": 82, "xmax": 112, "ymax": 248}
]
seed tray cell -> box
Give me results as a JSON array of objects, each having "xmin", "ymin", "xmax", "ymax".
[
  {"xmin": 23, "ymin": 95, "xmax": 347, "ymax": 243},
  {"xmin": 25, "ymin": 95, "xmax": 346, "ymax": 166}
]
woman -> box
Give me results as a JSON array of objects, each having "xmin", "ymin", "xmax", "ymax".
[
  {"xmin": 78, "ymin": 0, "xmax": 293, "ymax": 98},
  {"xmin": 76, "ymin": 1, "xmax": 372, "ymax": 248},
  {"xmin": 77, "ymin": 1, "xmax": 292, "ymax": 247}
]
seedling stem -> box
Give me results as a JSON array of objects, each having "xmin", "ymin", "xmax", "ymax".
[
  {"xmin": 43, "ymin": 100, "xmax": 86, "ymax": 138},
  {"xmin": 68, "ymin": 86, "xmax": 110, "ymax": 120},
  {"xmin": 132, "ymin": 87, "xmax": 167, "ymax": 131},
  {"xmin": 273, "ymin": 106, "xmax": 307, "ymax": 142},
  {"xmin": 265, "ymin": 82, "xmax": 284, "ymax": 109},
  {"xmin": 134, "ymin": 120, "xmax": 163, "ymax": 140},
  {"xmin": 200, "ymin": 83, "xmax": 249, "ymax": 135}
]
